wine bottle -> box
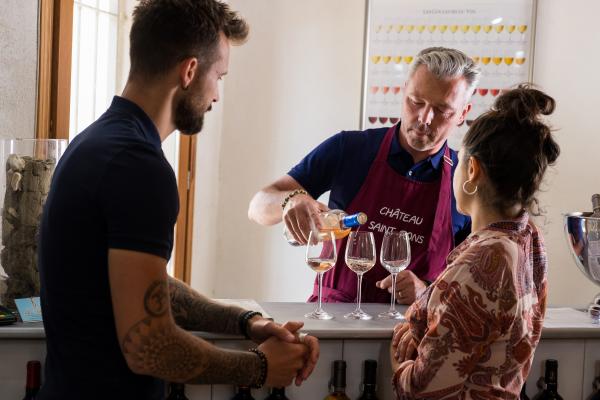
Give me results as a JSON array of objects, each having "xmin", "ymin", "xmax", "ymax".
[
  {"xmin": 589, "ymin": 376, "xmax": 600, "ymax": 400},
  {"xmin": 358, "ymin": 359, "xmax": 378, "ymax": 400},
  {"xmin": 166, "ymin": 383, "xmax": 189, "ymax": 400},
  {"xmin": 324, "ymin": 360, "xmax": 350, "ymax": 400},
  {"xmin": 23, "ymin": 360, "xmax": 41, "ymax": 400},
  {"xmin": 520, "ymin": 382, "xmax": 530, "ymax": 400},
  {"xmin": 533, "ymin": 359, "xmax": 563, "ymax": 399},
  {"xmin": 592, "ymin": 194, "xmax": 600, "ymax": 217},
  {"xmin": 264, "ymin": 387, "xmax": 289, "ymax": 400},
  {"xmin": 284, "ymin": 210, "xmax": 368, "ymax": 246},
  {"xmin": 232, "ymin": 386, "xmax": 256, "ymax": 400}
]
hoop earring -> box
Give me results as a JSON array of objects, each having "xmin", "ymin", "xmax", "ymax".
[{"xmin": 462, "ymin": 180, "xmax": 478, "ymax": 195}]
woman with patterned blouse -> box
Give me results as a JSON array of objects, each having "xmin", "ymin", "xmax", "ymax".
[{"xmin": 390, "ymin": 85, "xmax": 560, "ymax": 399}]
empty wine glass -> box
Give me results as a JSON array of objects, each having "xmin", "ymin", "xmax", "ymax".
[
  {"xmin": 305, "ymin": 230, "xmax": 337, "ymax": 320},
  {"xmin": 344, "ymin": 231, "xmax": 376, "ymax": 320},
  {"xmin": 378, "ymin": 231, "xmax": 411, "ymax": 319}
]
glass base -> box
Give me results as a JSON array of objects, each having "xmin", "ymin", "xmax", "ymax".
[
  {"xmin": 378, "ymin": 310, "xmax": 404, "ymax": 320},
  {"xmin": 344, "ymin": 309, "xmax": 372, "ymax": 320},
  {"xmin": 305, "ymin": 309, "xmax": 334, "ymax": 320}
]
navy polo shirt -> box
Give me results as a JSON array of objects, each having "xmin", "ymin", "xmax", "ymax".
[
  {"xmin": 39, "ymin": 96, "xmax": 178, "ymax": 399},
  {"xmin": 288, "ymin": 124, "xmax": 471, "ymax": 245}
]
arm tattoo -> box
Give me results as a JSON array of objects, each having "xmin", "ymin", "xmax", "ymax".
[
  {"xmin": 144, "ymin": 280, "xmax": 169, "ymax": 317},
  {"xmin": 168, "ymin": 276, "xmax": 246, "ymax": 334},
  {"xmin": 121, "ymin": 279, "xmax": 261, "ymax": 385}
]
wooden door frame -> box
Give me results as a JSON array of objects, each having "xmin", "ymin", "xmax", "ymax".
[
  {"xmin": 35, "ymin": 0, "xmax": 196, "ymax": 283},
  {"xmin": 37, "ymin": 0, "xmax": 73, "ymax": 141},
  {"xmin": 174, "ymin": 136, "xmax": 197, "ymax": 283}
]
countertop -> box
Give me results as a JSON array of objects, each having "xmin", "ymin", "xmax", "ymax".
[{"xmin": 1, "ymin": 302, "xmax": 599, "ymax": 340}]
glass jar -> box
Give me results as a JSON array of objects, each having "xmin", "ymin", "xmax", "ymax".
[{"xmin": 0, "ymin": 139, "xmax": 67, "ymax": 309}]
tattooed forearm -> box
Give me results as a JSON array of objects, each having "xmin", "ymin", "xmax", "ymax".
[
  {"xmin": 168, "ymin": 276, "xmax": 246, "ymax": 334},
  {"xmin": 121, "ymin": 279, "xmax": 261, "ymax": 385}
]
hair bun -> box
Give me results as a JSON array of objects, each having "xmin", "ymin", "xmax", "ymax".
[{"xmin": 493, "ymin": 83, "xmax": 555, "ymax": 124}]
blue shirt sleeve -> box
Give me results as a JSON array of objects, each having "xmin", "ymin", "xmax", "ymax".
[
  {"xmin": 100, "ymin": 144, "xmax": 179, "ymax": 261},
  {"xmin": 287, "ymin": 132, "xmax": 346, "ymax": 199}
]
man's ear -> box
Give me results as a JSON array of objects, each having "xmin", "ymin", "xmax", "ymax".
[
  {"xmin": 179, "ymin": 57, "xmax": 198, "ymax": 90},
  {"xmin": 457, "ymin": 102, "xmax": 472, "ymax": 126}
]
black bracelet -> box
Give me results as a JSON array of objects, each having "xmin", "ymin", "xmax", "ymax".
[
  {"xmin": 248, "ymin": 347, "xmax": 268, "ymax": 389},
  {"xmin": 239, "ymin": 311, "xmax": 262, "ymax": 339}
]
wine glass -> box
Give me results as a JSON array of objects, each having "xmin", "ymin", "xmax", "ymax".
[
  {"xmin": 378, "ymin": 231, "xmax": 411, "ymax": 319},
  {"xmin": 305, "ymin": 230, "xmax": 337, "ymax": 320},
  {"xmin": 344, "ymin": 231, "xmax": 376, "ymax": 320}
]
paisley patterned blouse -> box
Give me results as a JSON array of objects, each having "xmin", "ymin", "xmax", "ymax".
[{"xmin": 393, "ymin": 212, "xmax": 547, "ymax": 399}]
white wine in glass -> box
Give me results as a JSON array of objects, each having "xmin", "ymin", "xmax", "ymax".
[
  {"xmin": 378, "ymin": 231, "xmax": 410, "ymax": 319},
  {"xmin": 344, "ymin": 231, "xmax": 376, "ymax": 320},
  {"xmin": 305, "ymin": 230, "xmax": 337, "ymax": 320}
]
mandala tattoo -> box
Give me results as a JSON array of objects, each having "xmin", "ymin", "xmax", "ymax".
[{"xmin": 120, "ymin": 277, "xmax": 262, "ymax": 385}]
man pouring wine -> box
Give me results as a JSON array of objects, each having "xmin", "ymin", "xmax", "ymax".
[{"xmin": 248, "ymin": 47, "xmax": 480, "ymax": 305}]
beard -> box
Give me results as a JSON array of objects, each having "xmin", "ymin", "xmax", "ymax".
[{"xmin": 174, "ymin": 88, "xmax": 208, "ymax": 136}]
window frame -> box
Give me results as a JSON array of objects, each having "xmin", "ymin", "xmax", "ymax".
[{"xmin": 36, "ymin": 0, "xmax": 196, "ymax": 283}]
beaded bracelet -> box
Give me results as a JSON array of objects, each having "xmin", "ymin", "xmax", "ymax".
[
  {"xmin": 248, "ymin": 347, "xmax": 268, "ymax": 389},
  {"xmin": 239, "ymin": 311, "xmax": 262, "ymax": 339},
  {"xmin": 281, "ymin": 189, "xmax": 308, "ymax": 210}
]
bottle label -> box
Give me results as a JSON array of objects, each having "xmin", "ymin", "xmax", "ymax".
[{"xmin": 341, "ymin": 213, "xmax": 367, "ymax": 228}]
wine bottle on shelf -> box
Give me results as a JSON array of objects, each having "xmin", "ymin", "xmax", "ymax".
[
  {"xmin": 358, "ymin": 359, "xmax": 378, "ymax": 400},
  {"xmin": 533, "ymin": 359, "xmax": 563, "ymax": 399},
  {"xmin": 590, "ymin": 376, "xmax": 600, "ymax": 400},
  {"xmin": 166, "ymin": 383, "xmax": 189, "ymax": 400},
  {"xmin": 23, "ymin": 360, "xmax": 41, "ymax": 400},
  {"xmin": 520, "ymin": 382, "xmax": 530, "ymax": 400},
  {"xmin": 264, "ymin": 387, "xmax": 289, "ymax": 400},
  {"xmin": 592, "ymin": 194, "xmax": 600, "ymax": 217},
  {"xmin": 284, "ymin": 210, "xmax": 367, "ymax": 246},
  {"xmin": 232, "ymin": 386, "xmax": 256, "ymax": 400},
  {"xmin": 324, "ymin": 360, "xmax": 350, "ymax": 400}
]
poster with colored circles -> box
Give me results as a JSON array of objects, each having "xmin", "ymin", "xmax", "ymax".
[{"xmin": 361, "ymin": 0, "xmax": 537, "ymax": 149}]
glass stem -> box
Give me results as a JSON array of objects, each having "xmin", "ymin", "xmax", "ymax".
[
  {"xmin": 356, "ymin": 273, "xmax": 363, "ymax": 312},
  {"xmin": 317, "ymin": 272, "xmax": 324, "ymax": 312},
  {"xmin": 390, "ymin": 273, "xmax": 398, "ymax": 312}
]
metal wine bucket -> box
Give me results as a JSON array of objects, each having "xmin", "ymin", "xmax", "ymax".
[{"xmin": 564, "ymin": 212, "xmax": 600, "ymax": 323}]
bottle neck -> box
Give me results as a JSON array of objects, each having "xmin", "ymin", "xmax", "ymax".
[
  {"xmin": 25, "ymin": 361, "xmax": 41, "ymax": 391},
  {"xmin": 592, "ymin": 194, "xmax": 600, "ymax": 216},
  {"xmin": 340, "ymin": 212, "xmax": 367, "ymax": 228},
  {"xmin": 545, "ymin": 371, "xmax": 558, "ymax": 391},
  {"xmin": 332, "ymin": 386, "xmax": 346, "ymax": 393},
  {"xmin": 362, "ymin": 383, "xmax": 376, "ymax": 393},
  {"xmin": 359, "ymin": 383, "xmax": 378, "ymax": 399},
  {"xmin": 545, "ymin": 382, "xmax": 558, "ymax": 393}
]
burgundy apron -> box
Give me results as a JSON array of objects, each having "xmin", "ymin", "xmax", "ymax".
[{"xmin": 309, "ymin": 125, "xmax": 454, "ymax": 303}]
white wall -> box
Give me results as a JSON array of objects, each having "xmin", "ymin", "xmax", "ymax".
[
  {"xmin": 190, "ymin": 1, "xmax": 600, "ymax": 307},
  {"xmin": 531, "ymin": 0, "xmax": 600, "ymax": 306},
  {"xmin": 190, "ymin": 0, "xmax": 366, "ymax": 299},
  {"xmin": 0, "ymin": 1, "xmax": 39, "ymax": 140}
]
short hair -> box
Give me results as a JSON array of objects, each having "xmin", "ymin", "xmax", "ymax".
[
  {"xmin": 129, "ymin": 0, "xmax": 249, "ymax": 79},
  {"xmin": 462, "ymin": 84, "xmax": 560, "ymax": 214},
  {"xmin": 409, "ymin": 47, "xmax": 481, "ymax": 101}
]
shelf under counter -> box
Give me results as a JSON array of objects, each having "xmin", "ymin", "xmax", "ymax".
[{"xmin": 1, "ymin": 303, "xmax": 600, "ymax": 398}]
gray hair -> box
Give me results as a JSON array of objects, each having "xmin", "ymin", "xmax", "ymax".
[{"xmin": 408, "ymin": 47, "xmax": 481, "ymax": 102}]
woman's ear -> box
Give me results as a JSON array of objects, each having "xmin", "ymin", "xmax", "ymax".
[{"xmin": 468, "ymin": 156, "xmax": 482, "ymax": 183}]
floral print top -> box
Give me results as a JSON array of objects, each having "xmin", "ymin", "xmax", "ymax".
[{"xmin": 393, "ymin": 212, "xmax": 547, "ymax": 399}]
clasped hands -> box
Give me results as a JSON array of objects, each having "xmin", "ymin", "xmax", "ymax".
[
  {"xmin": 390, "ymin": 322, "xmax": 418, "ymax": 373},
  {"xmin": 248, "ymin": 316, "xmax": 319, "ymax": 387}
]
